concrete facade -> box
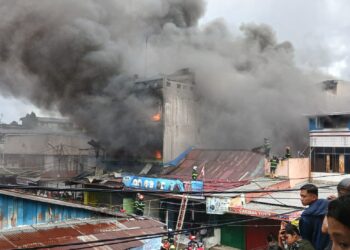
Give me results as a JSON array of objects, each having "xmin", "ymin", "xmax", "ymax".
[
  {"xmin": 135, "ymin": 69, "xmax": 199, "ymax": 162},
  {"xmin": 275, "ymin": 158, "xmax": 310, "ymax": 186},
  {"xmin": 0, "ymin": 116, "xmax": 95, "ymax": 174}
]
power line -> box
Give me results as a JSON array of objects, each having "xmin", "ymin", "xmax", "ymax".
[
  {"xmin": 0, "ymin": 183, "xmax": 337, "ymax": 194},
  {"xmin": 14, "ymin": 208, "xmax": 300, "ymax": 250}
]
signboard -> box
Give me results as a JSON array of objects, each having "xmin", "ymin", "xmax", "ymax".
[
  {"xmin": 191, "ymin": 180, "xmax": 203, "ymax": 192},
  {"xmin": 229, "ymin": 206, "xmax": 302, "ymax": 221},
  {"xmin": 206, "ymin": 197, "xmax": 241, "ymax": 214},
  {"xmin": 123, "ymin": 176, "xmax": 185, "ymax": 192},
  {"xmin": 123, "ymin": 176, "xmax": 204, "ymax": 192}
]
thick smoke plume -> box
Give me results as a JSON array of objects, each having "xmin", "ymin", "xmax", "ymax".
[{"xmin": 0, "ymin": 0, "xmax": 332, "ymax": 156}]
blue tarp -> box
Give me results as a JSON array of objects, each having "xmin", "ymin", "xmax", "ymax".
[{"xmin": 164, "ymin": 147, "xmax": 194, "ymax": 167}]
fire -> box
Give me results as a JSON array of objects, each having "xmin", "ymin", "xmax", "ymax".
[
  {"xmin": 155, "ymin": 150, "xmax": 162, "ymax": 160},
  {"xmin": 151, "ymin": 113, "xmax": 161, "ymax": 122}
]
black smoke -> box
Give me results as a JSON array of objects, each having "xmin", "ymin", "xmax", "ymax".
[{"xmin": 0, "ymin": 0, "xmax": 331, "ymax": 156}]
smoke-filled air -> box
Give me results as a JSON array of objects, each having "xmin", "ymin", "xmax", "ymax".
[{"xmin": 0, "ymin": 0, "xmax": 337, "ymax": 155}]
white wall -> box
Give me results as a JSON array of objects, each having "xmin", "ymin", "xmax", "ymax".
[
  {"xmin": 312, "ymin": 172, "xmax": 350, "ymax": 184},
  {"xmin": 162, "ymin": 77, "xmax": 199, "ymax": 162},
  {"xmin": 310, "ymin": 134, "xmax": 350, "ymax": 147}
]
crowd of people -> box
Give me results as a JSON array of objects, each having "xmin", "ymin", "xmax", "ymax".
[{"xmin": 268, "ymin": 179, "xmax": 350, "ymax": 250}]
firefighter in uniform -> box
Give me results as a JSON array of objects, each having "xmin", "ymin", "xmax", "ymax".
[
  {"xmin": 270, "ymin": 156, "xmax": 278, "ymax": 178},
  {"xmin": 285, "ymin": 146, "xmax": 291, "ymax": 159},
  {"xmin": 264, "ymin": 138, "xmax": 271, "ymax": 158},
  {"xmin": 134, "ymin": 193, "xmax": 145, "ymax": 216},
  {"xmin": 192, "ymin": 166, "xmax": 199, "ymax": 180}
]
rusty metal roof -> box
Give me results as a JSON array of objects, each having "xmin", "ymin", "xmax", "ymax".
[
  {"xmin": 164, "ymin": 149, "xmax": 265, "ymax": 184},
  {"xmin": 0, "ymin": 218, "xmax": 165, "ymax": 250}
]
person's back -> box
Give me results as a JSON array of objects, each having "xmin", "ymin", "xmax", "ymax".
[
  {"xmin": 299, "ymin": 184, "xmax": 330, "ymax": 250},
  {"xmin": 267, "ymin": 233, "xmax": 279, "ymax": 250}
]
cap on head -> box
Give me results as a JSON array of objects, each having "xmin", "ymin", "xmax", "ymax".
[
  {"xmin": 337, "ymin": 178, "xmax": 350, "ymax": 196},
  {"xmin": 193, "ymin": 166, "xmax": 197, "ymax": 170}
]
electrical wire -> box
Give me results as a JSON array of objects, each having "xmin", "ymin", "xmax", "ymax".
[
  {"xmin": 13, "ymin": 208, "xmax": 300, "ymax": 250},
  {"xmin": 0, "ymin": 183, "xmax": 337, "ymax": 194}
]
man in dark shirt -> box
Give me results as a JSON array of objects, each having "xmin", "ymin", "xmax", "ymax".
[{"xmin": 299, "ymin": 184, "xmax": 330, "ymax": 250}]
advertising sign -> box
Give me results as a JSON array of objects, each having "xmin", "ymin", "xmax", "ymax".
[
  {"xmin": 229, "ymin": 206, "xmax": 302, "ymax": 221},
  {"xmin": 123, "ymin": 176, "xmax": 185, "ymax": 192},
  {"xmin": 206, "ymin": 197, "xmax": 241, "ymax": 214}
]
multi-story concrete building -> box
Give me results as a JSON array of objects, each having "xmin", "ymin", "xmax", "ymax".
[
  {"xmin": 0, "ymin": 113, "xmax": 95, "ymax": 175},
  {"xmin": 308, "ymin": 112, "xmax": 350, "ymax": 174},
  {"xmin": 134, "ymin": 68, "xmax": 199, "ymax": 162}
]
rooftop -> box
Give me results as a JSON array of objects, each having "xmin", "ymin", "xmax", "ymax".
[
  {"xmin": 227, "ymin": 181, "xmax": 337, "ymax": 221},
  {"xmin": 0, "ymin": 218, "xmax": 165, "ymax": 250},
  {"xmin": 163, "ymin": 149, "xmax": 265, "ymax": 190}
]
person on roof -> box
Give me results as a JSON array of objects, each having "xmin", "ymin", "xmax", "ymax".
[
  {"xmin": 285, "ymin": 146, "xmax": 291, "ymax": 159},
  {"xmin": 270, "ymin": 156, "xmax": 278, "ymax": 178},
  {"xmin": 134, "ymin": 192, "xmax": 145, "ymax": 216},
  {"xmin": 299, "ymin": 184, "xmax": 330, "ymax": 250},
  {"xmin": 192, "ymin": 166, "xmax": 198, "ymax": 181},
  {"xmin": 264, "ymin": 138, "xmax": 271, "ymax": 158}
]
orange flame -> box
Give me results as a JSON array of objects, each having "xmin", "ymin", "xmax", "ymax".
[
  {"xmin": 152, "ymin": 113, "xmax": 161, "ymax": 122},
  {"xmin": 155, "ymin": 150, "xmax": 162, "ymax": 160}
]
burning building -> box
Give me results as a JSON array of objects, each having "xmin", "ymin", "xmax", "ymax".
[{"xmin": 133, "ymin": 69, "xmax": 199, "ymax": 162}]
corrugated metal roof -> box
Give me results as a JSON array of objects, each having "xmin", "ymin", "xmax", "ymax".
[
  {"xmin": 0, "ymin": 190, "xmax": 126, "ymax": 218},
  {"xmin": 164, "ymin": 149, "xmax": 265, "ymax": 183},
  {"xmin": 252, "ymin": 182, "xmax": 336, "ymax": 207},
  {"xmin": 210, "ymin": 177, "xmax": 288, "ymax": 198},
  {"xmin": 0, "ymin": 218, "xmax": 165, "ymax": 250},
  {"xmin": 228, "ymin": 182, "xmax": 337, "ymax": 221}
]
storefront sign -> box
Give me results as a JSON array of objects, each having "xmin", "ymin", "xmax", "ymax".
[
  {"xmin": 206, "ymin": 197, "xmax": 241, "ymax": 214},
  {"xmin": 229, "ymin": 206, "xmax": 302, "ymax": 221}
]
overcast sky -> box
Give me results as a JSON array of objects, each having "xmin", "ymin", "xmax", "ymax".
[{"xmin": 1, "ymin": 0, "xmax": 349, "ymax": 123}]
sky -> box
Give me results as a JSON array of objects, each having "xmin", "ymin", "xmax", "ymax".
[{"xmin": 0, "ymin": 0, "xmax": 349, "ymax": 123}]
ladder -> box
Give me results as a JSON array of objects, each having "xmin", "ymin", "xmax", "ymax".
[{"xmin": 175, "ymin": 181, "xmax": 191, "ymax": 246}]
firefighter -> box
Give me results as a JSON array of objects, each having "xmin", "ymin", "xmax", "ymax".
[
  {"xmin": 270, "ymin": 156, "xmax": 278, "ymax": 178},
  {"xmin": 264, "ymin": 138, "xmax": 271, "ymax": 158},
  {"xmin": 188, "ymin": 235, "xmax": 199, "ymax": 250},
  {"xmin": 134, "ymin": 193, "xmax": 145, "ymax": 216},
  {"xmin": 161, "ymin": 239, "xmax": 170, "ymax": 250},
  {"xmin": 192, "ymin": 166, "xmax": 199, "ymax": 180},
  {"xmin": 285, "ymin": 146, "xmax": 291, "ymax": 159}
]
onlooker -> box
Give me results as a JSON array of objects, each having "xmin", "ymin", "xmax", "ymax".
[
  {"xmin": 299, "ymin": 184, "xmax": 330, "ymax": 250},
  {"xmin": 284, "ymin": 223, "xmax": 315, "ymax": 250},
  {"xmin": 327, "ymin": 195, "xmax": 350, "ymax": 250},
  {"xmin": 336, "ymin": 178, "xmax": 350, "ymax": 197},
  {"xmin": 267, "ymin": 233, "xmax": 280, "ymax": 250},
  {"xmin": 322, "ymin": 178, "xmax": 350, "ymax": 234}
]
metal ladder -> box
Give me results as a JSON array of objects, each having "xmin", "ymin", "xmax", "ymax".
[{"xmin": 175, "ymin": 181, "xmax": 191, "ymax": 247}]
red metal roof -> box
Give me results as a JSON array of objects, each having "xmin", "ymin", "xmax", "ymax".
[
  {"xmin": 164, "ymin": 149, "xmax": 265, "ymax": 189},
  {"xmin": 0, "ymin": 218, "xmax": 165, "ymax": 250}
]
